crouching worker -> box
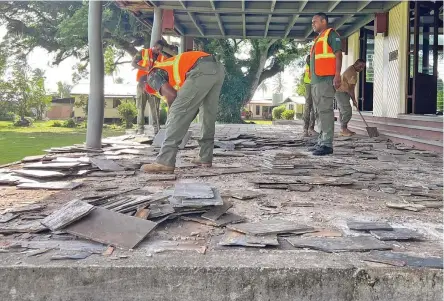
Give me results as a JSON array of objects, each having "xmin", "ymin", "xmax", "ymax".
[{"xmin": 140, "ymin": 51, "xmax": 225, "ymax": 174}]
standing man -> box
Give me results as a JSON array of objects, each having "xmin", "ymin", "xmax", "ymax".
[
  {"xmin": 132, "ymin": 40, "xmax": 166, "ymax": 134},
  {"xmin": 335, "ymin": 59, "xmax": 366, "ymax": 136},
  {"xmin": 140, "ymin": 51, "xmax": 225, "ymax": 174},
  {"xmin": 309, "ymin": 12, "xmax": 342, "ymax": 156},
  {"xmin": 303, "ymin": 55, "xmax": 317, "ymax": 137}
]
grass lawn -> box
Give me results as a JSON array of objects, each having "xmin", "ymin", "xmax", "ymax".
[
  {"xmin": 243, "ymin": 119, "xmax": 273, "ymax": 125},
  {"xmin": 0, "ymin": 121, "xmax": 125, "ymax": 165}
]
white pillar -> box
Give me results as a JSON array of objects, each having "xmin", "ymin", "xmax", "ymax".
[
  {"xmin": 179, "ymin": 36, "xmax": 186, "ymax": 54},
  {"xmin": 148, "ymin": 7, "xmax": 163, "ymax": 127},
  {"xmin": 86, "ymin": 1, "xmax": 104, "ymax": 149}
]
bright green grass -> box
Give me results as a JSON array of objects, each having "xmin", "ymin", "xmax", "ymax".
[
  {"xmin": 244, "ymin": 120, "xmax": 272, "ymax": 125},
  {"xmin": 0, "ymin": 121, "xmax": 124, "ymax": 164}
]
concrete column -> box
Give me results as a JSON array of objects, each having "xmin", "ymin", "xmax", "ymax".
[
  {"xmin": 148, "ymin": 7, "xmax": 163, "ymax": 127},
  {"xmin": 179, "ymin": 36, "xmax": 186, "ymax": 54},
  {"xmin": 86, "ymin": 1, "xmax": 104, "ymax": 149}
]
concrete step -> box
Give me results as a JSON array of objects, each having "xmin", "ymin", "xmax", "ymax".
[{"xmin": 0, "ymin": 252, "xmax": 441, "ymax": 301}]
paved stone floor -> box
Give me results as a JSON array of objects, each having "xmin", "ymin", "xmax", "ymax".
[{"xmin": 0, "ymin": 123, "xmax": 442, "ymax": 266}]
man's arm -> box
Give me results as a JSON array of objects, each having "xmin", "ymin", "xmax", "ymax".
[
  {"xmin": 131, "ymin": 53, "xmax": 146, "ymax": 71},
  {"xmin": 329, "ymin": 31, "xmax": 343, "ymax": 89},
  {"xmin": 347, "ymin": 84, "xmax": 358, "ymax": 107},
  {"xmin": 159, "ymin": 84, "xmax": 177, "ymax": 107}
]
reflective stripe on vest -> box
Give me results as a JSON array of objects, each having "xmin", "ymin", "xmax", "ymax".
[
  {"xmin": 310, "ymin": 28, "xmax": 337, "ymax": 77},
  {"xmin": 153, "ymin": 53, "xmax": 183, "ymax": 90},
  {"xmin": 304, "ymin": 64, "xmax": 311, "ymax": 84}
]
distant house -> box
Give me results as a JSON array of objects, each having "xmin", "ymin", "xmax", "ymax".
[
  {"xmin": 244, "ymin": 97, "xmax": 273, "ymax": 120},
  {"xmin": 71, "ymin": 83, "xmax": 148, "ymax": 123},
  {"xmin": 280, "ymin": 96, "xmax": 306, "ymax": 119},
  {"xmin": 45, "ymin": 97, "xmax": 75, "ymax": 120}
]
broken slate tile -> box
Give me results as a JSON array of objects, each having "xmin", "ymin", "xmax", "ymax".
[
  {"xmin": 26, "ymin": 248, "xmax": 51, "ymax": 257},
  {"xmin": 41, "ymin": 200, "xmax": 95, "ymax": 231},
  {"xmin": 173, "ymin": 182, "xmax": 214, "ymax": 199},
  {"xmin": 0, "ymin": 221, "xmax": 47, "ymax": 234},
  {"xmin": 17, "ymin": 181, "xmax": 83, "ymax": 190},
  {"xmin": 65, "ymin": 207, "xmax": 157, "ymax": 249},
  {"xmin": 23, "ymin": 162, "xmax": 81, "ymax": 170},
  {"xmin": 285, "ymin": 236, "xmax": 391, "ymax": 253},
  {"xmin": 21, "ymin": 155, "xmax": 47, "ymax": 163},
  {"xmin": 226, "ymin": 219, "xmax": 314, "ymax": 236},
  {"xmin": 0, "ymin": 213, "xmax": 19, "ymax": 223},
  {"xmin": 3, "ymin": 204, "xmax": 46, "ymax": 214},
  {"xmin": 288, "ymin": 185, "xmax": 313, "ymax": 192},
  {"xmin": 182, "ymin": 212, "xmax": 245, "ymax": 227},
  {"xmin": 229, "ymin": 189, "xmax": 264, "ymax": 200},
  {"xmin": 385, "ymin": 202, "xmax": 426, "ymax": 212},
  {"xmin": 50, "ymin": 251, "xmax": 92, "ymax": 260},
  {"xmin": 218, "ymin": 231, "xmax": 279, "ymax": 247},
  {"xmin": 0, "ymin": 173, "xmax": 38, "ymax": 185},
  {"xmin": 365, "ymin": 251, "xmax": 443, "ymax": 269},
  {"xmin": 347, "ymin": 221, "xmax": 393, "ymax": 231},
  {"xmin": 90, "ymin": 158, "xmax": 125, "ymax": 171},
  {"xmin": 181, "ymin": 188, "xmax": 223, "ymax": 207},
  {"xmin": 370, "ymin": 228, "xmax": 423, "ymax": 241},
  {"xmin": 13, "ymin": 169, "xmax": 70, "ymax": 179},
  {"xmin": 148, "ymin": 203, "xmax": 175, "ymax": 218},
  {"xmin": 201, "ymin": 201, "xmax": 233, "ymax": 221}
]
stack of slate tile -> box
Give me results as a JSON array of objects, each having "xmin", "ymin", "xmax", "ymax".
[
  {"xmin": 169, "ymin": 182, "xmax": 223, "ymax": 208},
  {"xmin": 262, "ymin": 152, "xmax": 297, "ymax": 170}
]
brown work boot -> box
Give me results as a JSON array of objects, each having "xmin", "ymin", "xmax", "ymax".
[
  {"xmin": 308, "ymin": 128, "xmax": 318, "ymax": 136},
  {"xmin": 191, "ymin": 158, "xmax": 212, "ymax": 168},
  {"xmin": 303, "ymin": 129, "xmax": 310, "ymax": 137},
  {"xmin": 339, "ymin": 128, "xmax": 356, "ymax": 137},
  {"xmin": 140, "ymin": 162, "xmax": 174, "ymax": 174}
]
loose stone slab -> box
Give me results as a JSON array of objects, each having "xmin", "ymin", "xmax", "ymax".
[
  {"xmin": 21, "ymin": 155, "xmax": 47, "ymax": 163},
  {"xmin": 229, "ymin": 189, "xmax": 264, "ymax": 200},
  {"xmin": 218, "ymin": 231, "xmax": 279, "ymax": 247},
  {"xmin": 0, "ymin": 221, "xmax": 47, "ymax": 234},
  {"xmin": 285, "ymin": 236, "xmax": 391, "ymax": 253},
  {"xmin": 226, "ymin": 219, "xmax": 314, "ymax": 236},
  {"xmin": 182, "ymin": 213, "xmax": 245, "ymax": 227},
  {"xmin": 0, "ymin": 173, "xmax": 38, "ymax": 185},
  {"xmin": 50, "ymin": 251, "xmax": 92, "ymax": 260},
  {"xmin": 90, "ymin": 158, "xmax": 125, "ymax": 171},
  {"xmin": 0, "ymin": 213, "xmax": 19, "ymax": 223},
  {"xmin": 347, "ymin": 221, "xmax": 393, "ymax": 231},
  {"xmin": 370, "ymin": 228, "xmax": 423, "ymax": 241},
  {"xmin": 179, "ymin": 188, "xmax": 223, "ymax": 207},
  {"xmin": 17, "ymin": 181, "xmax": 83, "ymax": 190},
  {"xmin": 13, "ymin": 169, "xmax": 70, "ymax": 179},
  {"xmin": 148, "ymin": 203, "xmax": 175, "ymax": 218},
  {"xmin": 386, "ymin": 202, "xmax": 426, "ymax": 212},
  {"xmin": 288, "ymin": 185, "xmax": 313, "ymax": 192},
  {"xmin": 23, "ymin": 162, "xmax": 81, "ymax": 170},
  {"xmin": 201, "ymin": 201, "xmax": 233, "ymax": 221},
  {"xmin": 41, "ymin": 200, "xmax": 95, "ymax": 231},
  {"xmin": 365, "ymin": 251, "xmax": 443, "ymax": 269},
  {"xmin": 3, "ymin": 204, "xmax": 46, "ymax": 214},
  {"xmin": 65, "ymin": 207, "xmax": 157, "ymax": 249},
  {"xmin": 173, "ymin": 182, "xmax": 214, "ymax": 199}
]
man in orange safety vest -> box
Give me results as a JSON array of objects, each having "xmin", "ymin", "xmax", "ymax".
[
  {"xmin": 308, "ymin": 12, "xmax": 342, "ymax": 156},
  {"xmin": 140, "ymin": 51, "xmax": 225, "ymax": 174},
  {"xmin": 131, "ymin": 40, "xmax": 166, "ymax": 134}
]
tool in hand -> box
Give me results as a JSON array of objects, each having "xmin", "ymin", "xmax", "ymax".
[{"xmin": 353, "ymin": 101, "xmax": 379, "ymax": 137}]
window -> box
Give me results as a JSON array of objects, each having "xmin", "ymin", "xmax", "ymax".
[
  {"xmin": 255, "ymin": 105, "xmax": 260, "ymax": 115},
  {"xmin": 113, "ymin": 98, "xmax": 121, "ymax": 108},
  {"xmin": 288, "ymin": 104, "xmax": 294, "ymax": 110}
]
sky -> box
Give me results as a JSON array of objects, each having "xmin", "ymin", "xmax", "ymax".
[{"xmin": 0, "ymin": 25, "xmax": 302, "ymax": 98}]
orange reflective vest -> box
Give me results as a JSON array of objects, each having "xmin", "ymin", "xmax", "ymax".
[
  {"xmin": 145, "ymin": 51, "xmax": 210, "ymax": 98},
  {"xmin": 310, "ymin": 28, "xmax": 338, "ymax": 77},
  {"xmin": 136, "ymin": 48, "xmax": 165, "ymax": 82}
]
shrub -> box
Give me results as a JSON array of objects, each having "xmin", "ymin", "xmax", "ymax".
[
  {"xmin": 281, "ymin": 109, "xmax": 295, "ymax": 120},
  {"xmin": 117, "ymin": 100, "xmax": 137, "ymax": 129},
  {"xmin": 52, "ymin": 121, "xmax": 62, "ymax": 127},
  {"xmin": 13, "ymin": 116, "xmax": 34, "ymax": 127},
  {"xmin": 272, "ymin": 105, "xmax": 286, "ymax": 120},
  {"xmin": 62, "ymin": 118, "xmax": 76, "ymax": 128},
  {"xmin": 0, "ymin": 112, "xmax": 16, "ymax": 121}
]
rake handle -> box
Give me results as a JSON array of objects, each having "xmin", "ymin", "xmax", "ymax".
[{"xmin": 353, "ymin": 103, "xmax": 370, "ymax": 128}]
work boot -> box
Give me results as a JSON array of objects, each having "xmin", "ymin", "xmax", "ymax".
[
  {"xmin": 140, "ymin": 162, "xmax": 174, "ymax": 174},
  {"xmin": 191, "ymin": 158, "xmax": 212, "ymax": 168},
  {"xmin": 308, "ymin": 128, "xmax": 318, "ymax": 136},
  {"xmin": 303, "ymin": 129, "xmax": 309, "ymax": 137},
  {"xmin": 308, "ymin": 144, "xmax": 321, "ymax": 152},
  {"xmin": 312, "ymin": 145, "xmax": 333, "ymax": 156},
  {"xmin": 339, "ymin": 128, "xmax": 355, "ymax": 137}
]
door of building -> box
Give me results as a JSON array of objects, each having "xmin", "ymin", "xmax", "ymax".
[
  {"xmin": 358, "ymin": 27, "xmax": 374, "ymax": 112},
  {"xmin": 408, "ymin": 1, "xmax": 442, "ymax": 114}
]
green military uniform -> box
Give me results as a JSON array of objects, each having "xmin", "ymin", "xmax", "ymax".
[
  {"xmin": 147, "ymin": 57, "xmax": 225, "ymax": 167},
  {"xmin": 134, "ymin": 52, "xmax": 161, "ymax": 134},
  {"xmin": 303, "ymin": 64, "xmax": 315, "ymax": 131},
  {"xmin": 310, "ymin": 29, "xmax": 342, "ymax": 148}
]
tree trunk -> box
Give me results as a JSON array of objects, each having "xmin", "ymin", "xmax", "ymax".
[{"xmin": 243, "ymin": 52, "xmax": 268, "ymax": 105}]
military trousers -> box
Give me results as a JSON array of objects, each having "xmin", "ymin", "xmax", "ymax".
[{"xmin": 311, "ymin": 80, "xmax": 335, "ymax": 148}]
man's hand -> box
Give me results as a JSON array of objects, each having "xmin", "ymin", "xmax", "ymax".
[{"xmin": 333, "ymin": 74, "xmax": 342, "ymax": 90}]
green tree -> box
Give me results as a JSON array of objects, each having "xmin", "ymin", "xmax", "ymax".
[
  {"xmin": 74, "ymin": 95, "xmax": 89, "ymax": 116},
  {"xmin": 56, "ymin": 81, "xmax": 73, "ymax": 98},
  {"xmin": 117, "ymin": 100, "xmax": 137, "ymax": 128},
  {"xmin": 30, "ymin": 76, "xmax": 52, "ymax": 120},
  {"xmin": 295, "ymin": 72, "xmax": 306, "ymax": 96},
  {"xmin": 196, "ymin": 38, "xmax": 308, "ymax": 122}
]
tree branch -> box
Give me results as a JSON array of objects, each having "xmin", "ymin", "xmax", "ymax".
[{"xmin": 259, "ymin": 61, "xmax": 284, "ymax": 83}]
